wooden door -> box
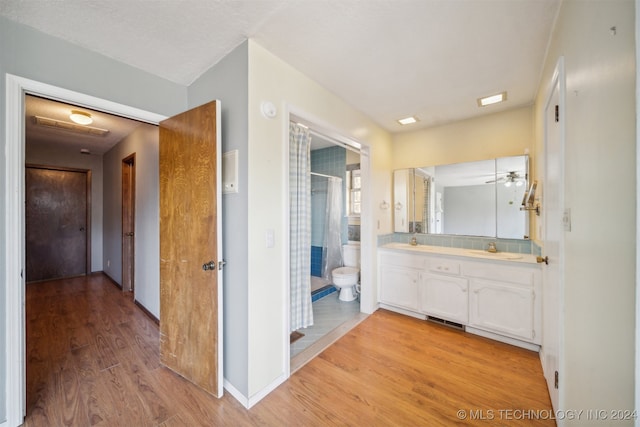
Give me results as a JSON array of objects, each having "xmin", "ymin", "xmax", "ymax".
[
  {"xmin": 122, "ymin": 155, "xmax": 136, "ymax": 292},
  {"xmin": 25, "ymin": 166, "xmax": 89, "ymax": 282},
  {"xmin": 159, "ymin": 100, "xmax": 223, "ymax": 397}
]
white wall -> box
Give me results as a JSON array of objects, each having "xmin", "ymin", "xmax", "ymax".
[
  {"xmin": 246, "ymin": 40, "xmax": 394, "ymax": 400},
  {"xmin": 392, "ymin": 106, "xmax": 534, "ymax": 169},
  {"xmin": 103, "ymin": 124, "xmax": 160, "ymax": 316},
  {"xmin": 534, "ymin": 0, "xmax": 636, "ymax": 420},
  {"xmin": 25, "ymin": 142, "xmax": 104, "ymax": 272}
]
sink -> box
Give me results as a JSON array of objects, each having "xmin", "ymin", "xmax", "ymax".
[{"xmin": 466, "ymin": 249, "xmax": 523, "ymax": 260}]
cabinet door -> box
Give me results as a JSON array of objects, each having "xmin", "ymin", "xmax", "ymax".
[
  {"xmin": 420, "ymin": 273, "xmax": 468, "ymax": 323},
  {"xmin": 379, "ymin": 264, "xmax": 419, "ymax": 311},
  {"xmin": 469, "ymin": 279, "xmax": 534, "ymax": 341}
]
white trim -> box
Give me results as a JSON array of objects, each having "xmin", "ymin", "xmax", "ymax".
[
  {"xmin": 284, "ymin": 104, "xmax": 374, "ymax": 380},
  {"xmin": 223, "ymin": 372, "xmax": 288, "ymax": 409},
  {"xmin": 214, "ymin": 100, "xmax": 224, "ymax": 398},
  {"xmin": 4, "ymin": 74, "xmax": 166, "ymax": 426},
  {"xmin": 635, "ymin": 3, "xmax": 640, "ymax": 425},
  {"xmin": 223, "ymin": 379, "xmax": 249, "ymax": 408},
  {"xmin": 5, "ymin": 73, "xmax": 26, "ymax": 427},
  {"xmin": 541, "ymin": 56, "xmax": 566, "ymax": 422}
]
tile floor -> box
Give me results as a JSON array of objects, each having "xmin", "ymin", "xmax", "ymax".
[{"xmin": 291, "ymin": 292, "xmax": 361, "ymax": 358}]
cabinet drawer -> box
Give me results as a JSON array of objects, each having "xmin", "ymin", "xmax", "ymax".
[
  {"xmin": 379, "ymin": 251, "xmax": 426, "ymax": 269},
  {"xmin": 462, "ymin": 263, "xmax": 534, "ymax": 286},
  {"xmin": 427, "ymin": 258, "xmax": 460, "ymax": 275}
]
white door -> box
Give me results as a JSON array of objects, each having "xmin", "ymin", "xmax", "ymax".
[{"xmin": 541, "ymin": 58, "xmax": 565, "ymax": 412}]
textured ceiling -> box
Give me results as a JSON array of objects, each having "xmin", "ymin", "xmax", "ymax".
[{"xmin": 2, "ymin": 0, "xmax": 560, "ymax": 133}]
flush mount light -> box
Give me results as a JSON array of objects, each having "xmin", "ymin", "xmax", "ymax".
[
  {"xmin": 69, "ymin": 110, "xmax": 93, "ymax": 125},
  {"xmin": 477, "ymin": 91, "xmax": 507, "ymax": 107},
  {"xmin": 397, "ymin": 116, "xmax": 419, "ymax": 125}
]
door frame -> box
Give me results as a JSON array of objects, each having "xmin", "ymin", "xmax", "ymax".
[
  {"xmin": 122, "ymin": 154, "xmax": 136, "ymax": 292},
  {"xmin": 541, "ymin": 57, "xmax": 566, "ymax": 416},
  {"xmin": 25, "ymin": 164, "xmax": 92, "ymax": 281},
  {"xmin": 284, "ymin": 105, "xmax": 373, "ymax": 379},
  {"xmin": 4, "ymin": 74, "xmax": 166, "ymax": 425}
]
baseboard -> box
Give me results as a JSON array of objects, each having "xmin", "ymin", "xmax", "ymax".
[
  {"xmin": 134, "ymin": 300, "xmax": 159, "ymax": 324},
  {"xmin": 248, "ymin": 373, "xmax": 288, "ymax": 408},
  {"xmin": 100, "ymin": 271, "xmax": 122, "ymax": 289},
  {"xmin": 223, "ymin": 379, "xmax": 249, "ymax": 408},
  {"xmin": 466, "ymin": 326, "xmax": 541, "ymax": 352}
]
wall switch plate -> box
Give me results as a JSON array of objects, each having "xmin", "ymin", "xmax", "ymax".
[
  {"xmin": 563, "ymin": 208, "xmax": 571, "ymax": 231},
  {"xmin": 266, "ymin": 229, "xmax": 275, "ymax": 248}
]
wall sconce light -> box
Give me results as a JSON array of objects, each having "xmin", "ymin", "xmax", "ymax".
[{"xmin": 69, "ymin": 110, "xmax": 93, "ymax": 125}]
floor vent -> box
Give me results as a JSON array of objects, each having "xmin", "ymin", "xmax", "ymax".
[{"xmin": 427, "ymin": 316, "xmax": 464, "ymax": 331}]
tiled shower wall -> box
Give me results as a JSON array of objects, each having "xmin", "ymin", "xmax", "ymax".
[{"xmin": 310, "ymin": 146, "xmax": 348, "ymax": 277}]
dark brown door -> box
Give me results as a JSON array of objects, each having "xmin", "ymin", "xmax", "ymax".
[
  {"xmin": 25, "ymin": 166, "xmax": 90, "ymax": 282},
  {"xmin": 159, "ymin": 100, "xmax": 222, "ymax": 397},
  {"xmin": 122, "ymin": 155, "xmax": 136, "ymax": 292}
]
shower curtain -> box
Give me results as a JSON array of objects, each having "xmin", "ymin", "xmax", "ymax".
[
  {"xmin": 289, "ymin": 123, "xmax": 314, "ymax": 331},
  {"xmin": 322, "ymin": 177, "xmax": 343, "ymax": 281}
]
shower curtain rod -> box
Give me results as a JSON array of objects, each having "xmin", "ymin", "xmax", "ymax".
[{"xmin": 310, "ymin": 172, "xmax": 341, "ymax": 179}]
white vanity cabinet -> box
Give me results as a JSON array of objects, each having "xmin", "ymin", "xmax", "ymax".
[
  {"xmin": 379, "ymin": 252, "xmax": 424, "ymax": 311},
  {"xmin": 419, "ymin": 258, "xmax": 468, "ymax": 324},
  {"xmin": 378, "ymin": 245, "xmax": 542, "ymax": 349},
  {"xmin": 465, "ymin": 262, "xmax": 539, "ymax": 344}
]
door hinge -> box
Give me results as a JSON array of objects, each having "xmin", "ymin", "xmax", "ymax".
[
  {"xmin": 554, "ymin": 370, "xmax": 559, "ymax": 389},
  {"xmin": 555, "ymin": 105, "xmax": 559, "ymax": 122}
]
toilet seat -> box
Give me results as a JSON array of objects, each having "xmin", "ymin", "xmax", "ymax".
[{"xmin": 332, "ymin": 266, "xmax": 359, "ymax": 276}]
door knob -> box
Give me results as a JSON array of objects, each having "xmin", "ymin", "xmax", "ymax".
[
  {"xmin": 202, "ymin": 261, "xmax": 216, "ymax": 271},
  {"xmin": 536, "ymin": 256, "xmax": 549, "ymax": 265}
]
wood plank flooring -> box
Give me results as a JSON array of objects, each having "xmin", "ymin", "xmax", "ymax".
[{"xmin": 24, "ymin": 274, "xmax": 553, "ymax": 426}]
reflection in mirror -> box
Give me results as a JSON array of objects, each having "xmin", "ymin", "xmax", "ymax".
[{"xmin": 393, "ymin": 155, "xmax": 529, "ymax": 239}]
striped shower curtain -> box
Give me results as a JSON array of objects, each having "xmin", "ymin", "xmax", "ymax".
[{"xmin": 289, "ymin": 123, "xmax": 314, "ymax": 331}]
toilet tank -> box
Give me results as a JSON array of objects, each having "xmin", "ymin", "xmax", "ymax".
[{"xmin": 342, "ymin": 243, "xmax": 361, "ymax": 268}]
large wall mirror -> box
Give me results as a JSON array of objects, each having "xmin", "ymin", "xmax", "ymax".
[{"xmin": 393, "ymin": 155, "xmax": 530, "ymax": 239}]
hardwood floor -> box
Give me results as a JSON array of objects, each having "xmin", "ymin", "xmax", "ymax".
[{"xmin": 24, "ymin": 274, "xmax": 553, "ymax": 426}]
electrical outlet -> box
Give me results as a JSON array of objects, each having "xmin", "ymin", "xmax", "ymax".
[{"xmin": 107, "ymin": 260, "xmax": 111, "ymax": 268}]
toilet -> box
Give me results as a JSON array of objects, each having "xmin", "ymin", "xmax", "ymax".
[{"xmin": 331, "ymin": 243, "xmax": 361, "ymax": 302}]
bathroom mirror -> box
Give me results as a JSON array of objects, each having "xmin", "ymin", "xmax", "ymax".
[{"xmin": 393, "ymin": 155, "xmax": 529, "ymax": 239}]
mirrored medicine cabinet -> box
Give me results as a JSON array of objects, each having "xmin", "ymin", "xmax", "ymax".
[{"xmin": 393, "ymin": 155, "xmax": 530, "ymax": 239}]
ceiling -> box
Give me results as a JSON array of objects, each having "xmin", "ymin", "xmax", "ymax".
[{"xmin": 4, "ymin": 0, "xmax": 560, "ymax": 148}]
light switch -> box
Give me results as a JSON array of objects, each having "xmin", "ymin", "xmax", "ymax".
[
  {"xmin": 266, "ymin": 229, "xmax": 275, "ymax": 248},
  {"xmin": 563, "ymin": 208, "xmax": 571, "ymax": 232}
]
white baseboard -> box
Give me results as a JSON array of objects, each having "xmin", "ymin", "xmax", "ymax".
[{"xmin": 247, "ymin": 373, "xmax": 287, "ymax": 408}]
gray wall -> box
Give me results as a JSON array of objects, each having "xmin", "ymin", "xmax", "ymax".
[
  {"xmin": 25, "ymin": 141, "xmax": 105, "ymax": 272},
  {"xmin": 187, "ymin": 41, "xmax": 250, "ymax": 397},
  {"xmin": 0, "ymin": 15, "xmax": 186, "ymax": 422},
  {"xmin": 103, "ymin": 124, "xmax": 160, "ymax": 315}
]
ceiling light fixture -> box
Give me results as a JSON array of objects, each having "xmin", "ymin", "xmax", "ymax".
[
  {"xmin": 477, "ymin": 91, "xmax": 507, "ymax": 107},
  {"xmin": 69, "ymin": 110, "xmax": 93, "ymax": 125},
  {"xmin": 397, "ymin": 116, "xmax": 418, "ymax": 125}
]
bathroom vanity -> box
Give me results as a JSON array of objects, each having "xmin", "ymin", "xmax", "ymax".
[{"xmin": 378, "ymin": 243, "xmax": 542, "ymax": 350}]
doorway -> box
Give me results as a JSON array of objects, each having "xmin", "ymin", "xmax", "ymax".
[
  {"xmin": 122, "ymin": 154, "xmax": 136, "ymax": 292},
  {"xmin": 4, "ymin": 74, "xmax": 167, "ymax": 425},
  {"xmin": 288, "ymin": 113, "xmax": 368, "ymax": 371}
]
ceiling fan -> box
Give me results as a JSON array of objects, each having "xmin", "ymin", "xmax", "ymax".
[{"xmin": 486, "ymin": 171, "xmax": 526, "ymax": 187}]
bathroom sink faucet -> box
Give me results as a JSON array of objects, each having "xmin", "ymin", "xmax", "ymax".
[{"xmin": 487, "ymin": 242, "xmax": 497, "ymax": 253}]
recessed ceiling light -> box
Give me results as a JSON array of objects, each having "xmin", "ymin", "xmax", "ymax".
[
  {"xmin": 69, "ymin": 110, "xmax": 93, "ymax": 125},
  {"xmin": 397, "ymin": 116, "xmax": 419, "ymax": 125},
  {"xmin": 477, "ymin": 92, "xmax": 507, "ymax": 107}
]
